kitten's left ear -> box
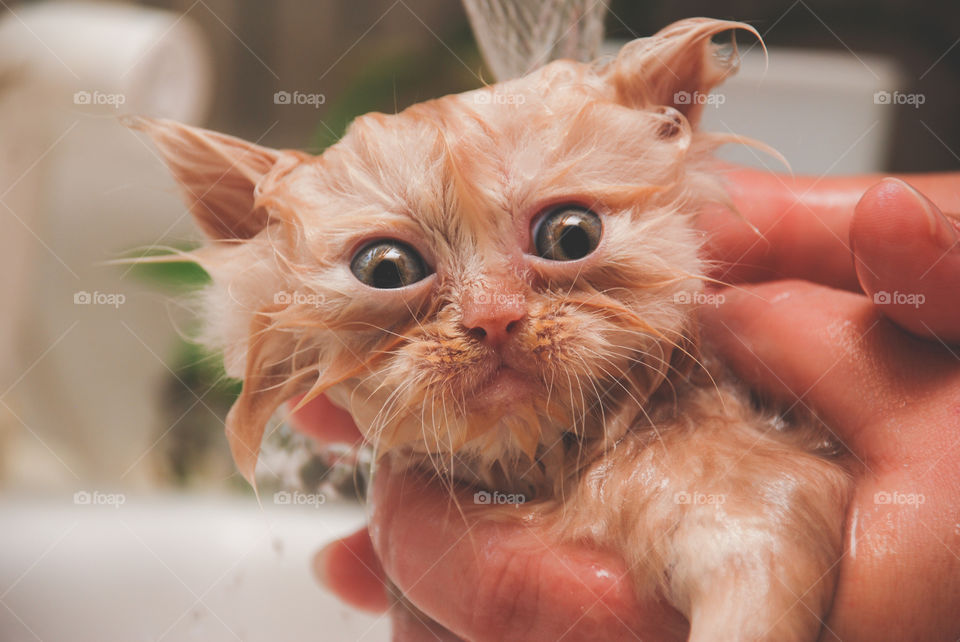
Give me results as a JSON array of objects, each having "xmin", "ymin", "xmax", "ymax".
[
  {"xmin": 125, "ymin": 116, "xmax": 304, "ymax": 240},
  {"xmin": 604, "ymin": 18, "xmax": 760, "ymax": 128}
]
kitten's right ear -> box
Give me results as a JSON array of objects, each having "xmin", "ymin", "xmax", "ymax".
[
  {"xmin": 604, "ymin": 18, "xmax": 760, "ymax": 128},
  {"xmin": 125, "ymin": 116, "xmax": 302, "ymax": 240}
]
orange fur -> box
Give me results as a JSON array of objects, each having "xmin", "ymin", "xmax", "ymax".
[{"xmin": 133, "ymin": 18, "xmax": 850, "ymax": 640}]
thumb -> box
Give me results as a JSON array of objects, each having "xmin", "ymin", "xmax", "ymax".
[{"xmin": 851, "ymin": 177, "xmax": 960, "ymax": 344}]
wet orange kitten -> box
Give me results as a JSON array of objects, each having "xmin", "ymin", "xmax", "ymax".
[{"xmin": 133, "ymin": 18, "xmax": 850, "ymax": 641}]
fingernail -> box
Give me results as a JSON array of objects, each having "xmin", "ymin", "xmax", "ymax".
[{"xmin": 895, "ymin": 178, "xmax": 958, "ymax": 249}]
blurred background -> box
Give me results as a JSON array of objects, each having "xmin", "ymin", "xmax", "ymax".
[{"xmin": 0, "ymin": 0, "xmax": 956, "ymax": 640}]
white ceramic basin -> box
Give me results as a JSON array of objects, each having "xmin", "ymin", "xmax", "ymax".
[{"xmin": 0, "ymin": 495, "xmax": 390, "ymax": 642}]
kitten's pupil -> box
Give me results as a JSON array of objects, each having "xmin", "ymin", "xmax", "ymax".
[
  {"xmin": 350, "ymin": 240, "xmax": 428, "ymax": 288},
  {"xmin": 559, "ymin": 225, "xmax": 590, "ymax": 259},
  {"xmin": 372, "ymin": 260, "xmax": 403, "ymax": 288},
  {"xmin": 534, "ymin": 207, "xmax": 602, "ymax": 261}
]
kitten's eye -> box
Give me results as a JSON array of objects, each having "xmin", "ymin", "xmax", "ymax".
[
  {"xmin": 351, "ymin": 240, "xmax": 428, "ymax": 288},
  {"xmin": 533, "ymin": 207, "xmax": 602, "ymax": 261}
]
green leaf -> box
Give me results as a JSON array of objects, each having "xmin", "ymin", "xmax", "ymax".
[{"xmin": 122, "ymin": 245, "xmax": 210, "ymax": 291}]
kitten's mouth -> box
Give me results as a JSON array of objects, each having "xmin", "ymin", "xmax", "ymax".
[{"xmin": 468, "ymin": 364, "xmax": 537, "ymax": 409}]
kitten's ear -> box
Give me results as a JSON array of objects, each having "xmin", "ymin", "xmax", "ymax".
[
  {"xmin": 125, "ymin": 116, "xmax": 300, "ymax": 240},
  {"xmin": 604, "ymin": 18, "xmax": 760, "ymax": 128},
  {"xmin": 225, "ymin": 306, "xmax": 382, "ymax": 487},
  {"xmin": 225, "ymin": 308, "xmax": 316, "ymax": 487}
]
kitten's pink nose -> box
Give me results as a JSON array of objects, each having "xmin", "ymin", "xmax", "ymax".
[{"xmin": 462, "ymin": 292, "xmax": 526, "ymax": 347}]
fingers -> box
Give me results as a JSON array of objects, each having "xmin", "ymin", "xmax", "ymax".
[
  {"xmin": 700, "ymin": 280, "xmax": 960, "ymax": 466},
  {"xmin": 851, "ymin": 178, "xmax": 960, "ymax": 343},
  {"xmin": 368, "ymin": 460, "xmax": 687, "ymax": 642},
  {"xmin": 314, "ymin": 527, "xmax": 467, "ymax": 638},
  {"xmin": 313, "ymin": 527, "xmax": 390, "ymax": 613},
  {"xmin": 286, "ymin": 393, "xmax": 363, "ymax": 445},
  {"xmin": 699, "ymin": 168, "xmax": 960, "ymax": 290},
  {"xmin": 824, "ymin": 469, "xmax": 960, "ymax": 641},
  {"xmin": 391, "ymin": 600, "xmax": 466, "ymax": 642},
  {"xmin": 700, "ymin": 168, "xmax": 862, "ymax": 290}
]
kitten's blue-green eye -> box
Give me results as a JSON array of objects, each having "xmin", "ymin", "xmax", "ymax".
[
  {"xmin": 351, "ymin": 240, "xmax": 428, "ymax": 289},
  {"xmin": 534, "ymin": 207, "xmax": 602, "ymax": 261}
]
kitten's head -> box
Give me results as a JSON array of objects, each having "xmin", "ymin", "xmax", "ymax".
[{"xmin": 133, "ymin": 18, "xmax": 757, "ymax": 489}]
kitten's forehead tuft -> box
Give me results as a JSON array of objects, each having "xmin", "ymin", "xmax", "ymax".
[
  {"xmin": 302, "ymin": 58, "xmax": 622, "ymax": 231},
  {"xmin": 263, "ymin": 48, "xmax": 710, "ymax": 278}
]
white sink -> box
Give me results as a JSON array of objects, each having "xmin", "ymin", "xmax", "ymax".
[{"xmin": 0, "ymin": 495, "xmax": 390, "ymax": 642}]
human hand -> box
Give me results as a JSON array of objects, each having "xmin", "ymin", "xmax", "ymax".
[
  {"xmin": 700, "ymin": 172, "xmax": 960, "ymax": 640},
  {"xmin": 296, "ymin": 170, "xmax": 960, "ymax": 640}
]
